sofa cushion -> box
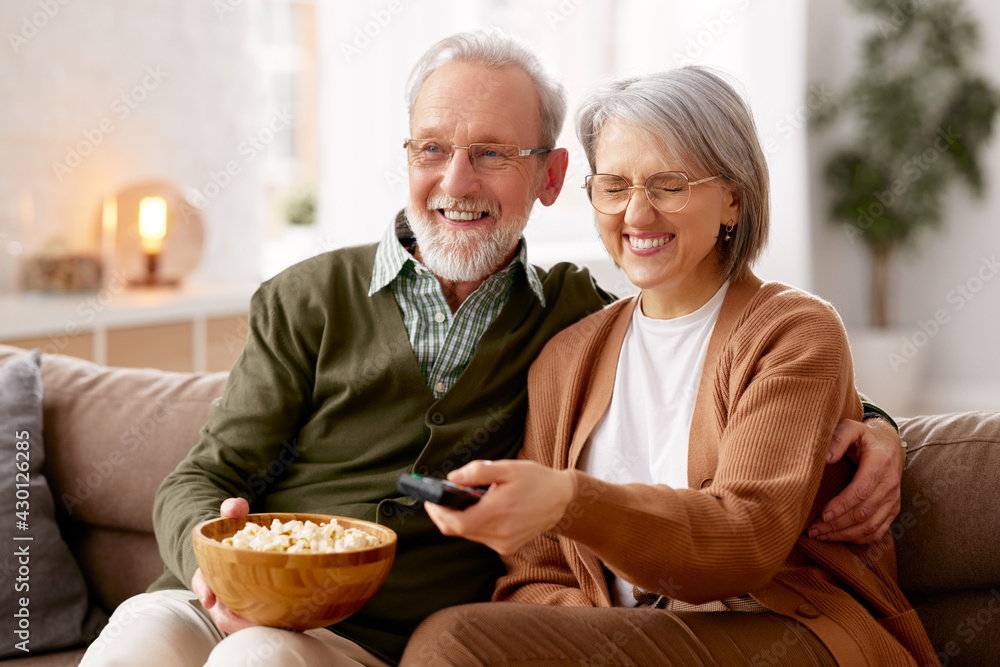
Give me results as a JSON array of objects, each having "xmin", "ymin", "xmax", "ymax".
[
  {"xmin": 0, "ymin": 349, "xmax": 106, "ymax": 658},
  {"xmin": 62, "ymin": 524, "xmax": 166, "ymax": 611},
  {"xmin": 35, "ymin": 349, "xmax": 228, "ymax": 533},
  {"xmin": 907, "ymin": 588, "xmax": 1000, "ymax": 667},
  {"xmin": 895, "ymin": 411, "xmax": 1000, "ymax": 594}
]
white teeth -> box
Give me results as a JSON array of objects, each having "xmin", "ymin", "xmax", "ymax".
[
  {"xmin": 629, "ymin": 236, "xmax": 670, "ymax": 249},
  {"xmin": 442, "ymin": 210, "xmax": 485, "ymax": 221}
]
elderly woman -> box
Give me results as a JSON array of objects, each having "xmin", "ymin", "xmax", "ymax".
[{"xmin": 402, "ymin": 67, "xmax": 935, "ymax": 666}]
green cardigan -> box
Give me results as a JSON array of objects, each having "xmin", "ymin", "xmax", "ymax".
[{"xmin": 150, "ymin": 242, "xmax": 611, "ymax": 663}]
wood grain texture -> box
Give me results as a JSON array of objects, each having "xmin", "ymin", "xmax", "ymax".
[{"xmin": 192, "ymin": 513, "xmax": 397, "ymax": 630}]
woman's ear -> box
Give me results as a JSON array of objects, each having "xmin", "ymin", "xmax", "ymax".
[{"xmin": 722, "ymin": 186, "xmax": 740, "ymax": 226}]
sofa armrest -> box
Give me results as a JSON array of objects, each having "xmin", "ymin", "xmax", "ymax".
[{"xmin": 894, "ymin": 411, "xmax": 1000, "ymax": 594}]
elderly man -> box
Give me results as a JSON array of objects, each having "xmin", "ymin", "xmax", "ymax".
[{"xmin": 81, "ymin": 29, "xmax": 904, "ymax": 667}]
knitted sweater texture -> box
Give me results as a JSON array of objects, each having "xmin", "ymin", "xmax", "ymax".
[
  {"xmin": 150, "ymin": 243, "xmax": 611, "ymax": 663},
  {"xmin": 497, "ymin": 274, "xmax": 938, "ymax": 667}
]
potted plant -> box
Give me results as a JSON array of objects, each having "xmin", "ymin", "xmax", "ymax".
[
  {"xmin": 283, "ymin": 185, "xmax": 316, "ymax": 228},
  {"xmin": 278, "ymin": 184, "xmax": 319, "ymax": 262},
  {"xmin": 811, "ymin": 0, "xmax": 999, "ymax": 412},
  {"xmin": 814, "ymin": 0, "xmax": 999, "ymax": 325}
]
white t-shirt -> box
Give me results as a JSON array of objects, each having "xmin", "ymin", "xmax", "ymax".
[{"xmin": 577, "ymin": 282, "xmax": 730, "ymax": 606}]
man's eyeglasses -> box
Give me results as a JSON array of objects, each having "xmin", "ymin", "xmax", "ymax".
[
  {"xmin": 404, "ymin": 138, "xmax": 552, "ymax": 172},
  {"xmin": 582, "ymin": 172, "xmax": 720, "ymax": 214}
]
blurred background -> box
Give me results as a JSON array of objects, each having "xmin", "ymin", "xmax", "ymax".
[{"xmin": 0, "ymin": 0, "xmax": 997, "ymax": 416}]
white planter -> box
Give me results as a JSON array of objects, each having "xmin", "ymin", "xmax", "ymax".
[{"xmin": 847, "ymin": 327, "xmax": 929, "ymax": 419}]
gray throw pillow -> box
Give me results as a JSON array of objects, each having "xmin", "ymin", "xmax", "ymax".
[{"xmin": 0, "ymin": 349, "xmax": 105, "ymax": 658}]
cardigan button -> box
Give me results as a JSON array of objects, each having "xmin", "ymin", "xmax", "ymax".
[
  {"xmin": 430, "ymin": 412, "xmax": 446, "ymax": 425},
  {"xmin": 416, "ymin": 465, "xmax": 429, "ymax": 476},
  {"xmin": 796, "ymin": 604, "xmax": 821, "ymax": 618}
]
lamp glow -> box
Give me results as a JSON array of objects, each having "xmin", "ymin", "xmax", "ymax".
[
  {"xmin": 102, "ymin": 197, "xmax": 118, "ymax": 235},
  {"xmin": 138, "ymin": 196, "xmax": 167, "ymax": 254}
]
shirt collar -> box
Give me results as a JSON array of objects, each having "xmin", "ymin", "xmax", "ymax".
[
  {"xmin": 368, "ymin": 211, "xmax": 414, "ymax": 296},
  {"xmin": 369, "ymin": 210, "xmax": 547, "ymax": 307}
]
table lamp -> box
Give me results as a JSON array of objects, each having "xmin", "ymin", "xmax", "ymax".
[{"xmin": 130, "ymin": 195, "xmax": 179, "ymax": 286}]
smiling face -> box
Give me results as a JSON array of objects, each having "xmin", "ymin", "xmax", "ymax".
[
  {"xmin": 406, "ymin": 61, "xmax": 567, "ymax": 283},
  {"xmin": 593, "ymin": 119, "xmax": 739, "ymax": 319}
]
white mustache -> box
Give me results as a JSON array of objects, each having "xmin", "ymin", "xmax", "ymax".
[{"xmin": 426, "ymin": 194, "xmax": 501, "ymax": 218}]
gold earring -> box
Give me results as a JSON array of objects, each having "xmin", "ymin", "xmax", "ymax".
[{"xmin": 724, "ymin": 221, "xmax": 735, "ymax": 242}]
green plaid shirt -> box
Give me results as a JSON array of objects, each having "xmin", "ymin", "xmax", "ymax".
[{"xmin": 369, "ymin": 214, "xmax": 547, "ymax": 399}]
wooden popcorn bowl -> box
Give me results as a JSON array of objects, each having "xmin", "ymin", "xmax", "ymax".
[{"xmin": 192, "ymin": 513, "xmax": 397, "ymax": 630}]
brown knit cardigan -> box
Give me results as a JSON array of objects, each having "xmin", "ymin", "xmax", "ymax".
[{"xmin": 495, "ymin": 274, "xmax": 938, "ymax": 667}]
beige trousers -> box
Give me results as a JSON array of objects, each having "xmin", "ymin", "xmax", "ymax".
[{"xmin": 79, "ymin": 590, "xmax": 392, "ymax": 667}]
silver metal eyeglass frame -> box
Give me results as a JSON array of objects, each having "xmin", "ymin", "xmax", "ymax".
[
  {"xmin": 582, "ymin": 171, "xmax": 720, "ymax": 214},
  {"xmin": 404, "ymin": 138, "xmax": 553, "ymax": 170}
]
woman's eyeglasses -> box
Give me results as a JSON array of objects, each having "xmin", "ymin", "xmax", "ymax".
[{"xmin": 583, "ymin": 172, "xmax": 720, "ymax": 214}]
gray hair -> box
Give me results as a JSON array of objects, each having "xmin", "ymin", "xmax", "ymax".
[
  {"xmin": 406, "ymin": 29, "xmax": 567, "ymax": 148},
  {"xmin": 576, "ymin": 66, "xmax": 770, "ymax": 282}
]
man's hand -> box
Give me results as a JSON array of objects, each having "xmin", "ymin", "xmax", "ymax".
[
  {"xmin": 191, "ymin": 497, "xmax": 258, "ymax": 634},
  {"xmin": 807, "ymin": 418, "xmax": 904, "ymax": 544},
  {"xmin": 424, "ymin": 460, "xmax": 574, "ymax": 555}
]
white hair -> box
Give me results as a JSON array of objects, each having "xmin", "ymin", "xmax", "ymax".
[{"xmin": 406, "ymin": 29, "xmax": 567, "ymax": 148}]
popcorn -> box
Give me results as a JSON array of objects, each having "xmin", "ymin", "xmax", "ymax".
[{"xmin": 221, "ymin": 518, "xmax": 379, "ymax": 553}]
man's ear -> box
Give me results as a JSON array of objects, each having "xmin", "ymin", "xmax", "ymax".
[{"xmin": 536, "ymin": 148, "xmax": 569, "ymax": 207}]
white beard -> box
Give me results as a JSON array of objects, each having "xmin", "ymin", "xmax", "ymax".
[{"xmin": 406, "ymin": 194, "xmax": 532, "ymax": 282}]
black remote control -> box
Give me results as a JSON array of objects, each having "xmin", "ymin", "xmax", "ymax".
[{"xmin": 396, "ymin": 472, "xmax": 488, "ymax": 510}]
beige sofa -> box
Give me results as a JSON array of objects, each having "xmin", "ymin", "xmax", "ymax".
[{"xmin": 1, "ymin": 343, "xmax": 997, "ymax": 666}]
